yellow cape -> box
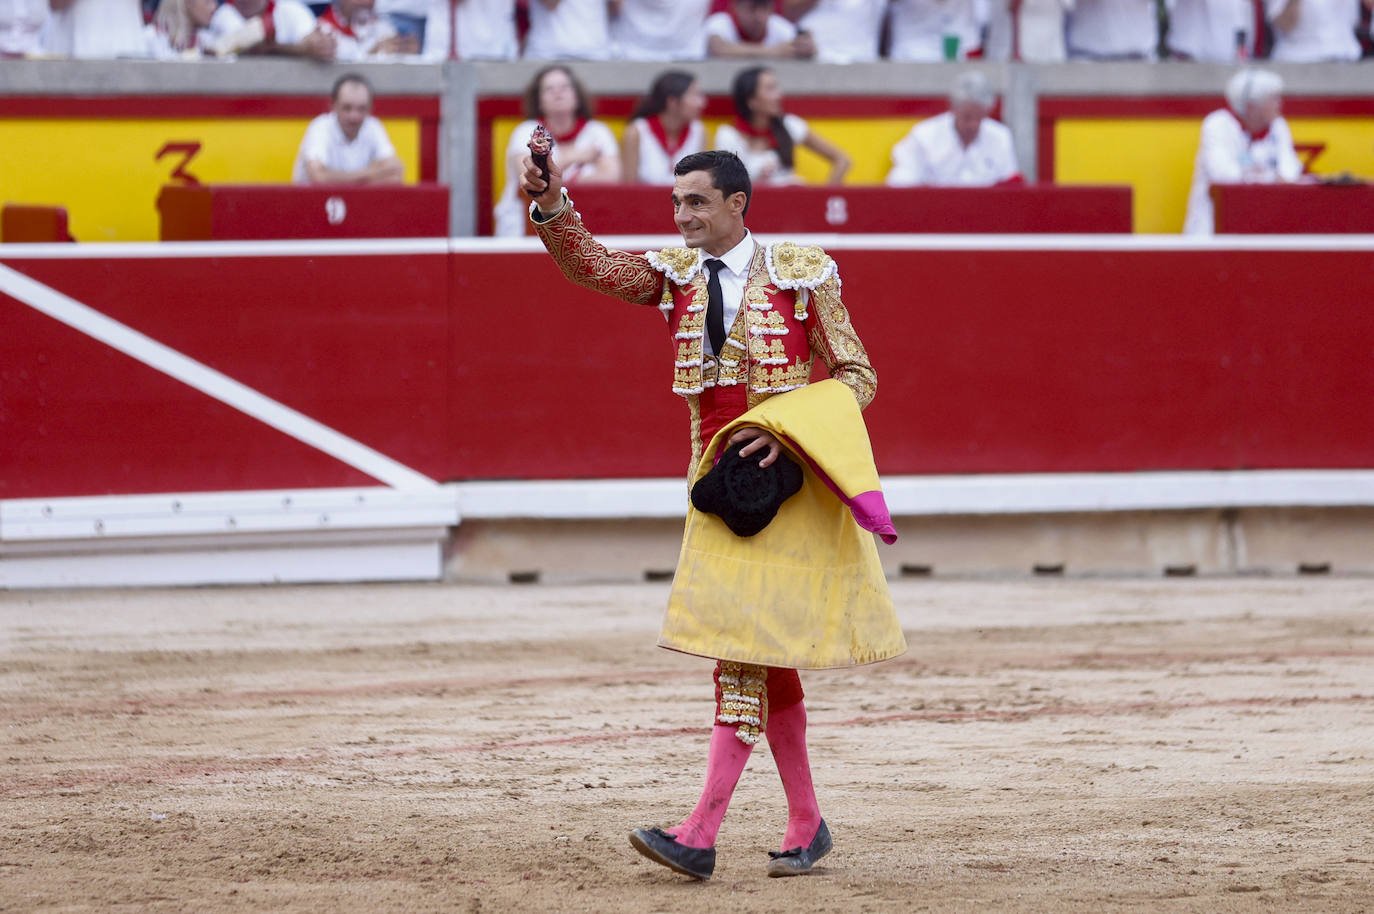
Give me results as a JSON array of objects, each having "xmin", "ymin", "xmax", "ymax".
[{"xmin": 661, "ymin": 380, "xmax": 907, "ymax": 670}]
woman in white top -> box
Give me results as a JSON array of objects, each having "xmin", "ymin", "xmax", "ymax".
[
  {"xmin": 144, "ymin": 0, "xmax": 216, "ymax": 58},
  {"xmin": 713, "ymin": 66, "xmax": 850, "ymax": 187},
  {"xmin": 493, "ymin": 65, "xmax": 621, "ymax": 237},
  {"xmin": 621, "ymin": 71, "xmax": 707, "ymax": 185}
]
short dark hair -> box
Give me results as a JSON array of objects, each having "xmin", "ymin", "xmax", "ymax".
[
  {"xmin": 524, "ymin": 65, "xmax": 593, "ymax": 121},
  {"xmin": 331, "ymin": 73, "xmax": 373, "ymax": 104},
  {"xmin": 674, "ymin": 150, "xmax": 753, "ymax": 215}
]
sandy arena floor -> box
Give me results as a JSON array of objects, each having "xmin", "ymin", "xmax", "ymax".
[{"xmin": 2, "ymin": 578, "xmax": 1372, "ymax": 912}]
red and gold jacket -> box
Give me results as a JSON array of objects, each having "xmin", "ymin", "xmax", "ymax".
[{"xmin": 532, "ymin": 195, "xmax": 876, "ymax": 465}]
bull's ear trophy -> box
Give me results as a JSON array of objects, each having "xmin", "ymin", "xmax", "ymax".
[{"xmin": 526, "ymin": 124, "xmax": 556, "ymax": 199}]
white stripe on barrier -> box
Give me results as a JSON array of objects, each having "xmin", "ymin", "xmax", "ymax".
[
  {"xmin": 0, "ymin": 263, "xmax": 438, "ymax": 490},
  {"xmin": 448, "ymin": 469, "xmax": 1374, "ymax": 520},
  {"xmin": 3, "ymin": 233, "xmax": 1373, "ymax": 261}
]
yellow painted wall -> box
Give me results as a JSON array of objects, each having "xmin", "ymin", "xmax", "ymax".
[
  {"xmin": 1, "ymin": 118, "xmax": 420, "ymax": 241},
  {"xmin": 1055, "ymin": 116, "xmax": 1374, "ymax": 234}
]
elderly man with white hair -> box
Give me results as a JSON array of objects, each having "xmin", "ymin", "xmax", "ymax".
[
  {"xmin": 886, "ymin": 71, "xmax": 1022, "ymax": 188},
  {"xmin": 1183, "ymin": 68, "xmax": 1303, "ymax": 236}
]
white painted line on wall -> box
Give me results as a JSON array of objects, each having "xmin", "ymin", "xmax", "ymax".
[{"xmin": 0, "ymin": 263, "xmax": 438, "ymax": 490}]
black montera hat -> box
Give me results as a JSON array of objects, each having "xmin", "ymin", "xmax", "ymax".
[{"xmin": 690, "ymin": 439, "xmax": 804, "ymax": 537}]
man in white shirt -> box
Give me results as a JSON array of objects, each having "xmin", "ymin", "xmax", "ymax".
[
  {"xmin": 207, "ymin": 0, "xmax": 335, "ymax": 59},
  {"xmin": 705, "ymin": 0, "xmax": 816, "ymax": 58},
  {"xmin": 1266, "ymin": 0, "xmax": 1366, "ymax": 61},
  {"xmin": 318, "ymin": 0, "xmax": 417, "ymax": 58},
  {"xmin": 886, "ymin": 71, "xmax": 1022, "ymax": 188},
  {"xmin": 523, "ymin": 0, "xmax": 611, "ymax": 60},
  {"xmin": 1165, "ymin": 0, "xmax": 1250, "ymax": 60},
  {"xmin": 292, "ymin": 74, "xmax": 405, "ymax": 186},
  {"xmin": 1183, "ymin": 68, "xmax": 1303, "ymax": 235},
  {"xmin": 420, "ymin": 0, "xmax": 517, "ymax": 60},
  {"xmin": 611, "ymin": 0, "xmax": 709, "ymax": 60},
  {"xmin": 40, "ymin": 0, "xmax": 144, "ymax": 57},
  {"xmin": 1066, "ymin": 0, "xmax": 1161, "ymax": 58},
  {"xmin": 781, "ymin": 0, "xmax": 885, "ymax": 63}
]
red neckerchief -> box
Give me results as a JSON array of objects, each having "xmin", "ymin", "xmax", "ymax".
[
  {"xmin": 733, "ymin": 116, "xmax": 776, "ymax": 147},
  {"xmin": 543, "ymin": 118, "xmax": 588, "ymax": 146},
  {"xmin": 1228, "ymin": 107, "xmax": 1271, "ymax": 142},
  {"xmin": 728, "ymin": 9, "xmax": 766, "ymax": 43},
  {"xmin": 318, "ymin": 6, "xmax": 355, "ymax": 37},
  {"xmin": 646, "ymin": 115, "xmax": 690, "ymax": 159}
]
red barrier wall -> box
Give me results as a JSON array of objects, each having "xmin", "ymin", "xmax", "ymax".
[{"xmin": 4, "ymin": 240, "xmax": 1373, "ymax": 499}]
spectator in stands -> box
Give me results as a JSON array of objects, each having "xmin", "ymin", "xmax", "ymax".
[
  {"xmin": 1165, "ymin": 0, "xmax": 1252, "ymax": 60},
  {"xmin": 377, "ymin": 0, "xmax": 428, "ymax": 48},
  {"xmin": 888, "ymin": 0, "xmax": 988, "ymax": 61},
  {"xmin": 144, "ymin": 0, "xmax": 216, "ymax": 57},
  {"xmin": 1266, "ymin": 0, "xmax": 1367, "ymax": 60},
  {"xmin": 1183, "ymin": 68, "xmax": 1302, "ymax": 235},
  {"xmin": 622, "ymin": 71, "xmax": 708, "ymax": 184},
  {"xmin": 524, "ymin": 0, "xmax": 612, "ymax": 60},
  {"xmin": 41, "ymin": 0, "xmax": 145, "ymax": 57},
  {"xmin": 781, "ymin": 0, "xmax": 885, "ymax": 63},
  {"xmin": 612, "ymin": 0, "xmax": 710, "ymax": 60},
  {"xmin": 705, "ymin": 0, "xmax": 816, "ymax": 58},
  {"xmin": 319, "ymin": 0, "xmax": 419, "ymax": 57},
  {"xmin": 420, "ymin": 0, "xmax": 517, "ymax": 59},
  {"xmin": 1, "ymin": 0, "xmax": 49, "ymax": 56},
  {"xmin": 207, "ymin": 0, "xmax": 336, "ymax": 59},
  {"xmin": 292, "ymin": 73, "xmax": 405, "ymax": 186},
  {"xmin": 886, "ymin": 71, "xmax": 1022, "ymax": 187},
  {"xmin": 714, "ymin": 65, "xmax": 850, "ymax": 185},
  {"xmin": 494, "ymin": 65, "xmax": 620, "ymax": 236},
  {"xmin": 1065, "ymin": 0, "xmax": 1161, "ymax": 59}
]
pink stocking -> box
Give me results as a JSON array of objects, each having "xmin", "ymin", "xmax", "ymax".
[
  {"xmin": 765, "ymin": 699, "xmax": 822, "ymax": 851},
  {"xmin": 670, "ymin": 724, "xmax": 754, "ymax": 849}
]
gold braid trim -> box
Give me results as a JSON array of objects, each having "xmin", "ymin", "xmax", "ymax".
[
  {"xmin": 531, "ymin": 197, "xmax": 663, "ymax": 307},
  {"xmin": 717, "ymin": 661, "xmax": 769, "ymax": 745}
]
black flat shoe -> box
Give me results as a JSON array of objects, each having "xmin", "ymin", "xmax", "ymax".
[
  {"xmin": 766, "ymin": 819, "xmax": 832, "ymax": 877},
  {"xmin": 629, "ymin": 826, "xmax": 716, "ymax": 880}
]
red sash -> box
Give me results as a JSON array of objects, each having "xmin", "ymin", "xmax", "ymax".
[{"xmin": 646, "ymin": 116, "xmax": 690, "ymax": 160}]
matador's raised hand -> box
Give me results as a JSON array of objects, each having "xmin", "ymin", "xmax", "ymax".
[{"xmin": 519, "ymin": 151, "xmax": 565, "ymax": 216}]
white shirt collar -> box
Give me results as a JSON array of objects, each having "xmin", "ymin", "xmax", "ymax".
[{"xmin": 702, "ymin": 230, "xmax": 755, "ymax": 277}]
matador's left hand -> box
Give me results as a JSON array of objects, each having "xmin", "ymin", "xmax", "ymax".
[{"xmin": 728, "ymin": 427, "xmax": 782, "ymax": 468}]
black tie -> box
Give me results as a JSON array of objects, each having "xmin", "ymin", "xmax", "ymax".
[{"xmin": 704, "ymin": 258, "xmax": 727, "ymax": 356}]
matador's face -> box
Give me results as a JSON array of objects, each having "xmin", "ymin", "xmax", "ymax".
[{"xmin": 671, "ymin": 170, "xmax": 746, "ymax": 255}]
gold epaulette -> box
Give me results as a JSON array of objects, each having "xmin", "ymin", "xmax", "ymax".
[
  {"xmin": 765, "ymin": 242, "xmax": 837, "ymax": 290},
  {"xmin": 645, "ymin": 247, "xmax": 701, "ymax": 285}
]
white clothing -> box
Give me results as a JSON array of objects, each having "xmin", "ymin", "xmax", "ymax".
[
  {"xmin": 421, "ymin": 0, "xmax": 516, "ymax": 60},
  {"xmin": 323, "ymin": 9, "xmax": 399, "ymax": 59},
  {"xmin": 208, "ymin": 0, "xmax": 319, "ymax": 47},
  {"xmin": 1166, "ymin": 0, "xmax": 1249, "ymax": 59},
  {"xmin": 713, "ymin": 114, "xmax": 809, "ymax": 186},
  {"xmin": 1183, "ymin": 108, "xmax": 1302, "ymax": 235},
  {"xmin": 1, "ymin": 0, "xmax": 47, "ymax": 55},
  {"xmin": 494, "ymin": 118, "xmax": 620, "ymax": 237},
  {"xmin": 143, "ymin": 22, "xmax": 213, "ymax": 58},
  {"xmin": 1017, "ymin": 0, "xmax": 1072, "ymax": 60},
  {"xmin": 886, "ymin": 113, "xmax": 1020, "ymax": 187},
  {"xmin": 40, "ymin": 0, "xmax": 144, "ymax": 57},
  {"xmin": 795, "ymin": 0, "xmax": 885, "ymax": 63},
  {"xmin": 524, "ymin": 0, "xmax": 610, "ymax": 60},
  {"xmin": 629, "ymin": 117, "xmax": 707, "ymax": 185},
  {"xmin": 611, "ymin": 0, "xmax": 709, "ymax": 60},
  {"xmin": 292, "ymin": 113, "xmax": 399, "ymax": 185},
  {"xmin": 700, "ymin": 230, "xmax": 756, "ymax": 357},
  {"xmin": 703, "ymin": 10, "xmax": 796, "ymax": 49},
  {"xmin": 888, "ymin": 0, "xmax": 989, "ymax": 61},
  {"xmin": 1265, "ymin": 0, "xmax": 1361, "ymax": 61},
  {"xmin": 377, "ymin": 0, "xmax": 429, "ymax": 19},
  {"xmin": 1066, "ymin": 0, "xmax": 1162, "ymax": 58}
]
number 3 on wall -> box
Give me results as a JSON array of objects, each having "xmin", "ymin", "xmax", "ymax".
[{"xmin": 156, "ymin": 142, "xmax": 204, "ymax": 186}]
